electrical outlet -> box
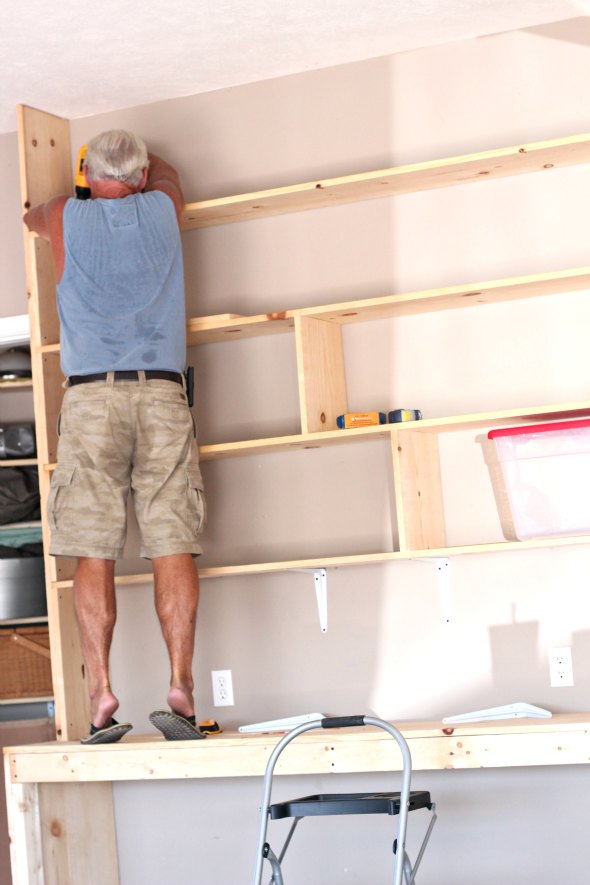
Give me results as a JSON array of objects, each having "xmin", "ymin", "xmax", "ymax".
[
  {"xmin": 549, "ymin": 647, "xmax": 574, "ymax": 687},
  {"xmin": 211, "ymin": 669, "xmax": 234, "ymax": 706}
]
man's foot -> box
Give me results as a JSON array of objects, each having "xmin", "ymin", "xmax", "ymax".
[
  {"xmin": 80, "ymin": 718, "xmax": 133, "ymax": 745},
  {"xmin": 89, "ymin": 689, "xmax": 119, "ymax": 732},
  {"xmin": 149, "ymin": 710, "xmax": 206, "ymax": 741},
  {"xmin": 166, "ymin": 685, "xmax": 194, "ymax": 720}
]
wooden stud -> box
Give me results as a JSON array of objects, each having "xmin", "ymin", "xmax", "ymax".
[
  {"xmin": 4, "ymin": 771, "xmax": 44, "ymax": 885},
  {"xmin": 17, "ymin": 105, "xmax": 87, "ymax": 741}
]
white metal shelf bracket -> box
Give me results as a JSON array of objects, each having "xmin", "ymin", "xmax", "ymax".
[
  {"xmin": 413, "ymin": 557, "xmax": 451, "ymax": 623},
  {"xmin": 289, "ymin": 568, "xmax": 328, "ymax": 632}
]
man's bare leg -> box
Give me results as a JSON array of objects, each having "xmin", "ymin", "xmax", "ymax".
[
  {"xmin": 152, "ymin": 553, "xmax": 199, "ymax": 718},
  {"xmin": 73, "ymin": 557, "xmax": 119, "ymax": 728}
]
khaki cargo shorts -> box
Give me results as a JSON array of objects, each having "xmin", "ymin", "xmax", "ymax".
[{"xmin": 48, "ymin": 376, "xmax": 205, "ymax": 560}]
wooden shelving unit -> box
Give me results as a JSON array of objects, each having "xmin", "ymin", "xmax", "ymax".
[
  {"xmin": 0, "ymin": 381, "xmax": 35, "ymax": 468},
  {"xmin": 17, "ymin": 104, "xmax": 590, "ymax": 741},
  {"xmin": 11, "ymin": 102, "xmax": 590, "ymax": 885},
  {"xmin": 0, "ymin": 343, "xmax": 48, "ymax": 721}
]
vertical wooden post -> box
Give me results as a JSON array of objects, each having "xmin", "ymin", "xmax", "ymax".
[
  {"xmin": 391, "ymin": 429, "xmax": 446, "ymax": 552},
  {"xmin": 38, "ymin": 783, "xmax": 119, "ymax": 885},
  {"xmin": 17, "ymin": 105, "xmax": 89, "ymax": 740},
  {"xmin": 4, "ymin": 752, "xmax": 44, "ymax": 885},
  {"xmin": 294, "ymin": 315, "xmax": 348, "ymax": 433}
]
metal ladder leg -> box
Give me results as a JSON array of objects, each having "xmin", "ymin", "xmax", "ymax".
[
  {"xmin": 263, "ymin": 843, "xmax": 284, "ymax": 885},
  {"xmin": 265, "ymin": 818, "xmax": 303, "ymax": 885}
]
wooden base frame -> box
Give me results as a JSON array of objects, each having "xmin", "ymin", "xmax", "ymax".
[{"xmin": 4, "ymin": 713, "xmax": 590, "ymax": 883}]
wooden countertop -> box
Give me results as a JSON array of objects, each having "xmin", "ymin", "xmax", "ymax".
[{"xmin": 4, "ymin": 714, "xmax": 590, "ymax": 785}]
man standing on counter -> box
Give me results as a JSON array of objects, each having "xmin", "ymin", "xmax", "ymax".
[{"xmin": 24, "ymin": 129, "xmax": 206, "ymax": 743}]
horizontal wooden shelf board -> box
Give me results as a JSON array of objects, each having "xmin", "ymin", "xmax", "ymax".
[
  {"xmin": 50, "ymin": 534, "xmax": 590, "ymax": 589},
  {"xmin": 0, "ymin": 616, "xmax": 48, "ymax": 626},
  {"xmin": 295, "ymin": 266, "xmax": 590, "ymax": 325},
  {"xmin": 37, "ymin": 266, "xmax": 590, "ymax": 353},
  {"xmin": 181, "ymin": 133, "xmax": 590, "ymax": 228},
  {"xmin": 198, "ymin": 425, "xmax": 393, "ymax": 459},
  {"xmin": 0, "ymin": 379, "xmax": 33, "ymax": 389},
  {"xmin": 5, "ymin": 714, "xmax": 590, "ymax": 783},
  {"xmin": 197, "ymin": 400, "xmax": 590, "ymax": 458},
  {"xmin": 394, "ymin": 400, "xmax": 590, "ymax": 434},
  {"xmin": 44, "ymin": 396, "xmax": 590, "ymax": 468},
  {"xmin": 0, "ymin": 458, "xmax": 38, "ymax": 467},
  {"xmin": 0, "ymin": 696, "xmax": 52, "ymax": 706},
  {"xmin": 187, "ymin": 312, "xmax": 294, "ymax": 345}
]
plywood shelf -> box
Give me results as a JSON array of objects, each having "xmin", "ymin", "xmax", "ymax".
[{"xmin": 181, "ymin": 132, "xmax": 590, "ymax": 228}]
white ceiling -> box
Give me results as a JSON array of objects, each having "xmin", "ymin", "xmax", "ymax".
[{"xmin": 1, "ymin": 0, "xmax": 589, "ymax": 136}]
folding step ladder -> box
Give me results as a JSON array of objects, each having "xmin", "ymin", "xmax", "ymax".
[{"xmin": 252, "ymin": 715, "xmax": 437, "ymax": 884}]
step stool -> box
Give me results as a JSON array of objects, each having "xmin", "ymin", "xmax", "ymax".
[{"xmin": 252, "ymin": 715, "xmax": 437, "ymax": 884}]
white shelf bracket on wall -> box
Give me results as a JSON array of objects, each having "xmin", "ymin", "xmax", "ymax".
[
  {"xmin": 413, "ymin": 557, "xmax": 451, "ymax": 623},
  {"xmin": 289, "ymin": 568, "xmax": 328, "ymax": 633}
]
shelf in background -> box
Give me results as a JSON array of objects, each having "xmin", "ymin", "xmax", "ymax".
[
  {"xmin": 0, "ymin": 314, "xmax": 30, "ymax": 347},
  {"xmin": 0, "ymin": 379, "xmax": 33, "ymax": 389},
  {"xmin": 0, "ymin": 696, "xmax": 52, "ymax": 706},
  {"xmin": 181, "ymin": 132, "xmax": 590, "ymax": 229},
  {"xmin": 0, "ymin": 616, "xmax": 48, "ymax": 626}
]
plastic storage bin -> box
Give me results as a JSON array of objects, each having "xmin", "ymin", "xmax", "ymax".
[{"xmin": 488, "ymin": 418, "xmax": 590, "ymax": 540}]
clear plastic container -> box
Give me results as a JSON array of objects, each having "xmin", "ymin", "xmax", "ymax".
[{"xmin": 488, "ymin": 418, "xmax": 590, "ymax": 540}]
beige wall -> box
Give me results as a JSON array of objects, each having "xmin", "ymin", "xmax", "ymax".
[
  {"xmin": 5, "ymin": 19, "xmax": 590, "ymax": 883},
  {"xmin": 0, "ymin": 129, "xmax": 27, "ymax": 319}
]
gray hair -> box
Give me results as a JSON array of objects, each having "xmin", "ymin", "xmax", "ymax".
[{"xmin": 85, "ymin": 130, "xmax": 149, "ymax": 187}]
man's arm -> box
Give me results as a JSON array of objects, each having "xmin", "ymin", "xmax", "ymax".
[
  {"xmin": 143, "ymin": 153, "xmax": 185, "ymax": 225},
  {"xmin": 23, "ymin": 195, "xmax": 68, "ymax": 281}
]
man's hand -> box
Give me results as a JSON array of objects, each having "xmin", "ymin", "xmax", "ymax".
[
  {"xmin": 23, "ymin": 195, "xmax": 68, "ymax": 240},
  {"xmin": 143, "ymin": 153, "xmax": 185, "ymax": 225},
  {"xmin": 23, "ymin": 195, "xmax": 68, "ymax": 281}
]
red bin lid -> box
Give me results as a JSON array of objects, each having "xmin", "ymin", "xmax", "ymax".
[{"xmin": 488, "ymin": 417, "xmax": 590, "ymax": 439}]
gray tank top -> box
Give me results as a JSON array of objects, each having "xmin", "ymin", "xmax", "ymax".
[{"xmin": 57, "ymin": 190, "xmax": 186, "ymax": 375}]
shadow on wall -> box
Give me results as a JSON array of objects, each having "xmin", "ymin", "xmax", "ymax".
[
  {"xmin": 525, "ymin": 17, "xmax": 590, "ymax": 48},
  {"xmin": 488, "ymin": 616, "xmax": 545, "ymax": 707},
  {"xmin": 193, "ymin": 567, "xmax": 390, "ymax": 728},
  {"xmin": 572, "ymin": 627, "xmax": 590, "ymax": 700},
  {"xmin": 488, "ymin": 616, "xmax": 588, "ymax": 715}
]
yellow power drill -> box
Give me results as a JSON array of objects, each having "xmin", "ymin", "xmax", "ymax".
[{"xmin": 75, "ymin": 145, "xmax": 90, "ymax": 199}]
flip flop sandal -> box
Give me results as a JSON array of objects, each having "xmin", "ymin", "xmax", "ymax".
[
  {"xmin": 149, "ymin": 710, "xmax": 207, "ymax": 740},
  {"xmin": 80, "ymin": 718, "xmax": 133, "ymax": 745}
]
